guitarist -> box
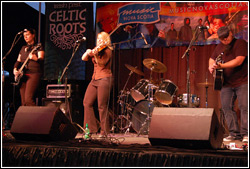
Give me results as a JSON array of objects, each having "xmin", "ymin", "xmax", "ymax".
[
  {"xmin": 13, "ymin": 28, "xmax": 44, "ymax": 106},
  {"xmin": 208, "ymin": 26, "xmax": 248, "ymax": 143}
]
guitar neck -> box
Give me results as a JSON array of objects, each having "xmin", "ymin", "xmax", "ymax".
[
  {"xmin": 18, "ymin": 56, "xmax": 30, "ymax": 73},
  {"xmin": 18, "ymin": 43, "xmax": 41, "ymax": 72}
]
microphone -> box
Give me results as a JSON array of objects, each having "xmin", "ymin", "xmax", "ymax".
[
  {"xmin": 199, "ymin": 25, "xmax": 209, "ymax": 29},
  {"xmin": 76, "ymin": 37, "xmax": 86, "ymax": 43},
  {"xmin": 17, "ymin": 29, "xmax": 27, "ymax": 35},
  {"xmin": 141, "ymin": 33, "xmax": 148, "ymax": 45},
  {"xmin": 124, "ymin": 25, "xmax": 132, "ymax": 32}
]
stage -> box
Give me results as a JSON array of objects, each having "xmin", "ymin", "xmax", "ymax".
[{"xmin": 2, "ymin": 130, "xmax": 248, "ymax": 167}]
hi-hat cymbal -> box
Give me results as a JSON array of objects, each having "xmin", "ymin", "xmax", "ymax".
[
  {"xmin": 143, "ymin": 58, "xmax": 167, "ymax": 73},
  {"xmin": 197, "ymin": 82, "xmax": 213, "ymax": 87},
  {"xmin": 125, "ymin": 64, "xmax": 145, "ymax": 76}
]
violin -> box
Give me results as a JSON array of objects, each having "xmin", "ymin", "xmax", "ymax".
[{"xmin": 94, "ymin": 41, "xmax": 108, "ymax": 53}]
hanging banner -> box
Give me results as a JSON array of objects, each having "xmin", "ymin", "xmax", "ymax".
[
  {"xmin": 118, "ymin": 2, "xmax": 160, "ymax": 25},
  {"xmin": 44, "ymin": 2, "xmax": 93, "ymax": 80},
  {"xmin": 96, "ymin": 2, "xmax": 248, "ymax": 49}
]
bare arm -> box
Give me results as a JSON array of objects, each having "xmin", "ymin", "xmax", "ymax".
[
  {"xmin": 208, "ymin": 58, "xmax": 216, "ymax": 74},
  {"xmin": 217, "ymin": 56, "xmax": 246, "ymax": 69}
]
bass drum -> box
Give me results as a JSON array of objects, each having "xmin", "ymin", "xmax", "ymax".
[{"xmin": 131, "ymin": 100, "xmax": 159, "ymax": 134}]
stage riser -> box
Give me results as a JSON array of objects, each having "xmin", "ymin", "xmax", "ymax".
[{"xmin": 2, "ymin": 144, "xmax": 247, "ymax": 167}]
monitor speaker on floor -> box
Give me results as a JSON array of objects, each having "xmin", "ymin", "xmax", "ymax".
[
  {"xmin": 10, "ymin": 106, "xmax": 78, "ymax": 141},
  {"xmin": 148, "ymin": 108, "xmax": 224, "ymax": 149},
  {"xmin": 42, "ymin": 98, "xmax": 83, "ymax": 126}
]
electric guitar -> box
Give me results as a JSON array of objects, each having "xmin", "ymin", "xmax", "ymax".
[
  {"xmin": 213, "ymin": 52, "xmax": 224, "ymax": 90},
  {"xmin": 14, "ymin": 43, "xmax": 41, "ymax": 85}
]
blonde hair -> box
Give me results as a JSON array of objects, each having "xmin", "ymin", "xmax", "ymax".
[{"xmin": 97, "ymin": 32, "xmax": 113, "ymax": 50}]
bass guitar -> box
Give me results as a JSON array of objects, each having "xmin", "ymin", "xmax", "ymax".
[
  {"xmin": 213, "ymin": 52, "xmax": 224, "ymax": 90},
  {"xmin": 14, "ymin": 43, "xmax": 41, "ymax": 85}
]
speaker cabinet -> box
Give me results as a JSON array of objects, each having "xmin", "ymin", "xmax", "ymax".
[
  {"xmin": 42, "ymin": 98, "xmax": 83, "ymax": 126},
  {"xmin": 10, "ymin": 106, "xmax": 78, "ymax": 141},
  {"xmin": 148, "ymin": 108, "xmax": 224, "ymax": 149}
]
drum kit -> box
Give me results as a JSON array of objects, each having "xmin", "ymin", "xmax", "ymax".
[
  {"xmin": 115, "ymin": 58, "xmax": 205, "ymax": 135},
  {"xmin": 116, "ymin": 58, "xmax": 179, "ymax": 135}
]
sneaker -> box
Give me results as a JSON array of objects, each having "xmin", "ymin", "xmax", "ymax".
[
  {"xmin": 223, "ymin": 135, "xmax": 237, "ymax": 142},
  {"xmin": 242, "ymin": 136, "xmax": 248, "ymax": 143}
]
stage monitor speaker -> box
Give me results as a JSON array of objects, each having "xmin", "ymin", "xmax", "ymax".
[
  {"xmin": 42, "ymin": 98, "xmax": 83, "ymax": 126},
  {"xmin": 10, "ymin": 106, "xmax": 78, "ymax": 141},
  {"xmin": 148, "ymin": 108, "xmax": 224, "ymax": 149},
  {"xmin": 42, "ymin": 98, "xmax": 71, "ymax": 115}
]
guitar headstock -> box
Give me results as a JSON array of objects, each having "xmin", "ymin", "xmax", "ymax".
[{"xmin": 215, "ymin": 52, "xmax": 224, "ymax": 64}]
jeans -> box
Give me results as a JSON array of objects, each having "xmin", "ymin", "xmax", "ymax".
[{"xmin": 220, "ymin": 83, "xmax": 248, "ymax": 138}]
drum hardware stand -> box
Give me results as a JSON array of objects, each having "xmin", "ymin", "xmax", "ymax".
[
  {"xmin": 205, "ymin": 78, "xmax": 209, "ymax": 108},
  {"xmin": 182, "ymin": 27, "xmax": 200, "ymax": 108},
  {"xmin": 116, "ymin": 68, "xmax": 135, "ymax": 134},
  {"xmin": 125, "ymin": 120, "xmax": 133, "ymax": 134},
  {"xmin": 137, "ymin": 67, "xmax": 154, "ymax": 136}
]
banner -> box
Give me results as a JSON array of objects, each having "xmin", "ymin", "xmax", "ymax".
[
  {"xmin": 118, "ymin": 2, "xmax": 160, "ymax": 25},
  {"xmin": 96, "ymin": 2, "xmax": 248, "ymax": 49},
  {"xmin": 44, "ymin": 2, "xmax": 93, "ymax": 80}
]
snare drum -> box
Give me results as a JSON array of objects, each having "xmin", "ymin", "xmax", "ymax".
[
  {"xmin": 177, "ymin": 93, "xmax": 200, "ymax": 107},
  {"xmin": 155, "ymin": 79, "xmax": 178, "ymax": 105},
  {"xmin": 130, "ymin": 79, "xmax": 149, "ymax": 102}
]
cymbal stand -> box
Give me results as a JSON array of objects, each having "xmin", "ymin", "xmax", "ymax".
[
  {"xmin": 116, "ymin": 70, "xmax": 134, "ymax": 133},
  {"xmin": 137, "ymin": 67, "xmax": 154, "ymax": 136},
  {"xmin": 205, "ymin": 86, "xmax": 208, "ymax": 108},
  {"xmin": 205, "ymin": 77, "xmax": 208, "ymax": 108}
]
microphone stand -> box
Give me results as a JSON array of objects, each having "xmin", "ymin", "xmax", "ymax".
[
  {"xmin": 59, "ymin": 42, "xmax": 81, "ymax": 123},
  {"xmin": 181, "ymin": 27, "xmax": 200, "ymax": 107},
  {"xmin": 2, "ymin": 33, "xmax": 23, "ymax": 127},
  {"xmin": 3, "ymin": 33, "xmax": 23, "ymax": 61},
  {"xmin": 116, "ymin": 33, "xmax": 144, "ymax": 48}
]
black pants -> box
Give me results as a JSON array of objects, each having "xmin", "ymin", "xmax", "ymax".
[{"xmin": 19, "ymin": 73, "xmax": 41, "ymax": 106}]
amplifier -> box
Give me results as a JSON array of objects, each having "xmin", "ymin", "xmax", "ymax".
[{"xmin": 46, "ymin": 84, "xmax": 71, "ymax": 98}]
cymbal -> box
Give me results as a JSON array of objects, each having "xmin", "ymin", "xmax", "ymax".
[
  {"xmin": 143, "ymin": 58, "xmax": 167, "ymax": 73},
  {"xmin": 197, "ymin": 82, "xmax": 213, "ymax": 87},
  {"xmin": 125, "ymin": 64, "xmax": 145, "ymax": 76}
]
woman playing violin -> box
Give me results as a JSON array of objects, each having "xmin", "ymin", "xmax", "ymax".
[{"xmin": 82, "ymin": 32, "xmax": 113, "ymax": 138}]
